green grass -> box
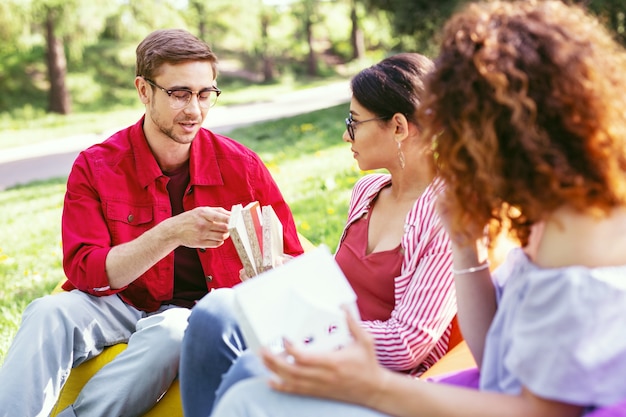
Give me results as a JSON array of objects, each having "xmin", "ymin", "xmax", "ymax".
[
  {"xmin": 0, "ymin": 101, "xmax": 377, "ymax": 364},
  {"xmin": 0, "ymin": 178, "xmax": 67, "ymax": 361}
]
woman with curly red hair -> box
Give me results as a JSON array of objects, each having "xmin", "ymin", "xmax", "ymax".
[{"xmin": 210, "ymin": 1, "xmax": 626, "ymax": 416}]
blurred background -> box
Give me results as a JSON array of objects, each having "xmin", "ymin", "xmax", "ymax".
[{"xmin": 0, "ymin": 0, "xmax": 624, "ymax": 123}]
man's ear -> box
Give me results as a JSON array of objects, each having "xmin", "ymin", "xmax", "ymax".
[{"xmin": 135, "ymin": 77, "xmax": 150, "ymax": 104}]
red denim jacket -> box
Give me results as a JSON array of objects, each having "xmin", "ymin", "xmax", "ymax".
[{"xmin": 61, "ymin": 117, "xmax": 303, "ymax": 312}]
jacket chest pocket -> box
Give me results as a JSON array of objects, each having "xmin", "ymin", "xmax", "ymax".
[{"xmin": 106, "ymin": 201, "xmax": 154, "ymax": 244}]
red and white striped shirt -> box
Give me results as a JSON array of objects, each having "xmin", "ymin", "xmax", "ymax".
[{"xmin": 337, "ymin": 174, "xmax": 456, "ymax": 375}]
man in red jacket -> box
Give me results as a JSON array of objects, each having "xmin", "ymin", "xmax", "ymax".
[{"xmin": 0, "ymin": 28, "xmax": 303, "ymax": 417}]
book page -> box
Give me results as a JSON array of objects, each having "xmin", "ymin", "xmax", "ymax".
[
  {"xmin": 241, "ymin": 201, "xmax": 263, "ymax": 272},
  {"xmin": 228, "ymin": 203, "xmax": 258, "ymax": 277},
  {"xmin": 261, "ymin": 205, "xmax": 283, "ymax": 271},
  {"xmin": 233, "ymin": 245, "xmax": 360, "ymax": 354}
]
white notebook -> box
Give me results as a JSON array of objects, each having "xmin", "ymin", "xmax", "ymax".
[{"xmin": 233, "ymin": 245, "xmax": 360, "ymax": 354}]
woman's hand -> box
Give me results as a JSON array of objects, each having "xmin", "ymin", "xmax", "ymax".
[{"xmin": 261, "ymin": 308, "xmax": 389, "ymax": 408}]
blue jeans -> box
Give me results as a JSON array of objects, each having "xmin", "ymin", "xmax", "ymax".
[
  {"xmin": 180, "ymin": 288, "xmax": 270, "ymax": 417},
  {"xmin": 211, "ymin": 377, "xmax": 388, "ymax": 417},
  {"xmin": 210, "ymin": 370, "xmax": 482, "ymax": 417}
]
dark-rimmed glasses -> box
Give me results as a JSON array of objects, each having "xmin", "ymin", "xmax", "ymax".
[
  {"xmin": 345, "ymin": 114, "xmax": 388, "ymax": 141},
  {"xmin": 143, "ymin": 77, "xmax": 221, "ymax": 109}
]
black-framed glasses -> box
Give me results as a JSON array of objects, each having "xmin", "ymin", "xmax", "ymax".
[
  {"xmin": 143, "ymin": 77, "xmax": 221, "ymax": 109},
  {"xmin": 345, "ymin": 113, "xmax": 389, "ymax": 141}
]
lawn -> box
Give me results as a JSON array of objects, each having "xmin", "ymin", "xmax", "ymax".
[{"xmin": 0, "ymin": 101, "xmax": 375, "ymax": 364}]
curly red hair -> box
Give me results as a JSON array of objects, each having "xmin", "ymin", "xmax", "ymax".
[{"xmin": 421, "ymin": 0, "xmax": 626, "ymax": 246}]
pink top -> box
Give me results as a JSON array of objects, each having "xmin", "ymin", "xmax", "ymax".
[
  {"xmin": 335, "ymin": 214, "xmax": 401, "ymax": 321},
  {"xmin": 336, "ymin": 174, "xmax": 455, "ymax": 375}
]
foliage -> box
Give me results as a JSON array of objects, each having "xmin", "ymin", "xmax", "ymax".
[
  {"xmin": 0, "ymin": 0, "xmax": 395, "ymax": 119},
  {"xmin": 27, "ymin": 0, "xmax": 121, "ymax": 62},
  {"xmin": 0, "ymin": 0, "xmax": 622, "ymax": 120},
  {"xmin": 0, "ymin": 1, "xmax": 30, "ymax": 46},
  {"xmin": 363, "ymin": 0, "xmax": 626, "ymax": 52},
  {"xmin": 0, "ymin": 101, "xmax": 373, "ymax": 364},
  {"xmin": 0, "ymin": 45, "xmax": 48, "ymax": 115},
  {"xmin": 67, "ymin": 39, "xmax": 139, "ymax": 110},
  {"xmin": 579, "ymin": 0, "xmax": 626, "ymax": 44},
  {"xmin": 362, "ymin": 0, "xmax": 466, "ymax": 54}
]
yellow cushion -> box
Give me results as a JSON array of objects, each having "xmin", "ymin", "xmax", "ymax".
[{"xmin": 49, "ymin": 344, "xmax": 182, "ymax": 416}]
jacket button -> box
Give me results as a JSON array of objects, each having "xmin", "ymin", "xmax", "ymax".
[
  {"xmin": 199, "ymin": 248, "xmax": 206, "ymax": 253},
  {"xmin": 206, "ymin": 275, "xmax": 213, "ymax": 282},
  {"xmin": 127, "ymin": 214, "xmax": 134, "ymax": 223}
]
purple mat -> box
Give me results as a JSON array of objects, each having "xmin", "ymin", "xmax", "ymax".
[
  {"xmin": 425, "ymin": 368, "xmax": 625, "ymax": 416},
  {"xmin": 423, "ymin": 367, "xmax": 480, "ymax": 389}
]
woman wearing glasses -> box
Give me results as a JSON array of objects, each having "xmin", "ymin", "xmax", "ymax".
[
  {"xmin": 180, "ymin": 52, "xmax": 459, "ymax": 417},
  {"xmin": 212, "ymin": 0, "xmax": 626, "ymax": 416}
]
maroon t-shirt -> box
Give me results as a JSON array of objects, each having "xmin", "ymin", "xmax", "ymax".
[
  {"xmin": 162, "ymin": 161, "xmax": 208, "ymax": 308},
  {"xmin": 334, "ymin": 214, "xmax": 402, "ymax": 321}
]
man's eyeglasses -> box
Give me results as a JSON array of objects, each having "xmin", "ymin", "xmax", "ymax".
[
  {"xmin": 345, "ymin": 114, "xmax": 389, "ymax": 141},
  {"xmin": 143, "ymin": 77, "xmax": 221, "ymax": 109}
]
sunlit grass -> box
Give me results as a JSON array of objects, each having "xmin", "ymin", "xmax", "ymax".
[
  {"xmin": 270, "ymin": 146, "xmax": 361, "ymax": 248},
  {"xmin": 0, "ymin": 178, "xmax": 67, "ymax": 360}
]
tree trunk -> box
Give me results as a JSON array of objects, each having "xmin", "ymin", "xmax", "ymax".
[
  {"xmin": 261, "ymin": 13, "xmax": 275, "ymax": 82},
  {"xmin": 198, "ymin": 21, "xmax": 207, "ymax": 40},
  {"xmin": 305, "ymin": 15, "xmax": 317, "ymax": 76},
  {"xmin": 350, "ymin": 0, "xmax": 365, "ymax": 60},
  {"xmin": 45, "ymin": 9, "xmax": 71, "ymax": 114}
]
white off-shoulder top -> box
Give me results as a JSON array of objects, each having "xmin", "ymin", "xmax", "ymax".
[{"xmin": 481, "ymin": 248, "xmax": 626, "ymax": 409}]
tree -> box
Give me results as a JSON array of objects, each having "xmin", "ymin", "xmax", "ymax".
[
  {"xmin": 291, "ymin": 0, "xmax": 321, "ymax": 76},
  {"xmin": 187, "ymin": 0, "xmax": 209, "ymax": 40},
  {"xmin": 0, "ymin": 1, "xmax": 71, "ymax": 114},
  {"xmin": 260, "ymin": 8, "xmax": 276, "ymax": 82},
  {"xmin": 0, "ymin": 1, "xmax": 39, "ymax": 113},
  {"xmin": 363, "ymin": 0, "xmax": 465, "ymax": 52},
  {"xmin": 350, "ymin": 0, "xmax": 365, "ymax": 60},
  {"xmin": 364, "ymin": 0, "xmax": 625, "ymax": 52},
  {"xmin": 30, "ymin": 0, "xmax": 118, "ymax": 114},
  {"xmin": 43, "ymin": 4, "xmax": 70, "ymax": 114}
]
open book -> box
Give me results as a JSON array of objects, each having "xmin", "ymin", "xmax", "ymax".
[
  {"xmin": 228, "ymin": 202, "xmax": 284, "ymax": 278},
  {"xmin": 232, "ymin": 245, "xmax": 360, "ymax": 354}
]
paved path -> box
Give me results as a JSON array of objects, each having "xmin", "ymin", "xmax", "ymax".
[{"xmin": 0, "ymin": 81, "xmax": 351, "ymax": 191}]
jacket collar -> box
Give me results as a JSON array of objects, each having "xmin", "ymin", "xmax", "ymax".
[{"xmin": 130, "ymin": 116, "xmax": 225, "ymax": 189}]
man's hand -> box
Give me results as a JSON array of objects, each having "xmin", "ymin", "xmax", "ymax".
[
  {"xmin": 106, "ymin": 206, "xmax": 230, "ymax": 289},
  {"xmin": 175, "ymin": 206, "xmax": 231, "ymax": 249}
]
